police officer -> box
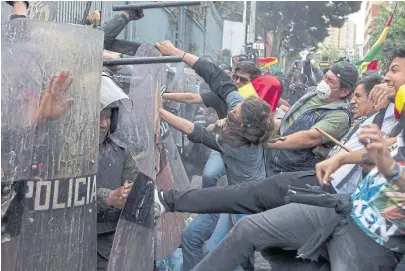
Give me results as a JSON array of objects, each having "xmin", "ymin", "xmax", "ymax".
[{"xmin": 96, "ymin": 70, "xmax": 138, "ymax": 270}]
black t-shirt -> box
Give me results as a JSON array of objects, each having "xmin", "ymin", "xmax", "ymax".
[{"xmin": 200, "ymin": 92, "xmax": 228, "ymax": 119}]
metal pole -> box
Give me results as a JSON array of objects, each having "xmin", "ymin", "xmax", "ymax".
[
  {"xmin": 248, "ymin": 1, "xmax": 256, "ymax": 43},
  {"xmin": 81, "ymin": 1, "xmax": 92, "ymax": 25},
  {"xmin": 203, "ymin": 2, "xmax": 208, "ymax": 55},
  {"xmin": 103, "ymin": 56, "xmax": 183, "ymax": 66},
  {"xmin": 177, "ymin": 7, "xmax": 186, "ymax": 50},
  {"xmin": 112, "ymin": 1, "xmax": 201, "ymax": 11},
  {"xmin": 243, "ymin": 1, "xmax": 247, "ymax": 44}
]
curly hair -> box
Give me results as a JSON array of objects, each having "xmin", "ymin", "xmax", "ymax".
[{"xmin": 219, "ymin": 97, "xmax": 277, "ymax": 147}]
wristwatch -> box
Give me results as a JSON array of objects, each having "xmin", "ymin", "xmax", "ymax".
[{"xmin": 384, "ymin": 162, "xmax": 403, "ymax": 183}]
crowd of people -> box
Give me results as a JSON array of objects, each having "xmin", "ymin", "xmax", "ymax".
[
  {"xmin": 2, "ymin": 2, "xmax": 405, "ymax": 271},
  {"xmin": 152, "ymin": 39, "xmax": 405, "ymax": 271}
]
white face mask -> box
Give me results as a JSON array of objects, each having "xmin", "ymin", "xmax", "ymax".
[{"xmin": 316, "ymin": 80, "xmax": 331, "ymax": 100}]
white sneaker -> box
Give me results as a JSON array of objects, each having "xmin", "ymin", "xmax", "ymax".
[{"xmin": 154, "ymin": 187, "xmax": 166, "ymax": 221}]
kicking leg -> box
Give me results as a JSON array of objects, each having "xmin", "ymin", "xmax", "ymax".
[
  {"xmin": 160, "ymin": 171, "xmax": 320, "ymax": 215},
  {"xmin": 193, "ymin": 203, "xmax": 337, "ymax": 271}
]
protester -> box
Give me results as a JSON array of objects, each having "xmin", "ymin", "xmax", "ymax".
[
  {"xmin": 303, "ymin": 53, "xmax": 323, "ymax": 86},
  {"xmin": 233, "ymin": 61, "xmax": 283, "ymax": 112},
  {"xmin": 154, "ymin": 49, "xmax": 405, "ymax": 269},
  {"xmin": 162, "ymin": 64, "xmax": 241, "ymax": 133},
  {"xmin": 350, "ymin": 75, "xmax": 381, "ymax": 119},
  {"xmin": 185, "ymin": 123, "xmax": 404, "ymax": 271},
  {"xmin": 155, "ymin": 48, "xmax": 405, "ymax": 211},
  {"xmin": 94, "ymin": 9, "xmax": 144, "ymax": 55},
  {"xmin": 154, "ymin": 70, "xmax": 394, "ymax": 215},
  {"xmin": 232, "ymin": 61, "xmax": 260, "ymax": 88},
  {"xmin": 159, "ymin": 95, "xmax": 274, "ymax": 270},
  {"xmin": 156, "ymin": 41, "xmax": 270, "ymax": 270},
  {"xmin": 283, "ymin": 72, "xmax": 308, "ymax": 105},
  {"xmin": 264, "ymin": 62, "xmax": 356, "ymax": 176}
]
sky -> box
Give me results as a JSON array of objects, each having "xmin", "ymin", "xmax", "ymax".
[{"xmin": 349, "ymin": 1, "xmax": 366, "ymax": 44}]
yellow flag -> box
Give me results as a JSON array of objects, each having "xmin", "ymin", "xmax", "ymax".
[{"xmin": 238, "ymin": 82, "xmax": 258, "ymax": 99}]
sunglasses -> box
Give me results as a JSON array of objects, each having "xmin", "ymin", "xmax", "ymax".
[{"xmin": 233, "ymin": 74, "xmax": 250, "ymax": 83}]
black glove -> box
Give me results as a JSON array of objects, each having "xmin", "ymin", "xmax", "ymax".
[
  {"xmin": 126, "ymin": 9, "xmax": 144, "ymax": 21},
  {"xmin": 6, "ymin": 1, "xmax": 29, "ymax": 8}
]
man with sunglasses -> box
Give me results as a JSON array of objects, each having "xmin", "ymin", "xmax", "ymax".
[
  {"xmin": 264, "ymin": 62, "xmax": 357, "ymax": 177},
  {"xmin": 233, "ymin": 61, "xmax": 283, "ymax": 113}
]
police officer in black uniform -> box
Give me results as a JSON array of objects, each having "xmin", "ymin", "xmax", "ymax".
[{"xmin": 96, "ymin": 70, "xmax": 138, "ymax": 270}]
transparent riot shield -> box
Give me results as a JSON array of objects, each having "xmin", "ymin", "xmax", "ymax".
[
  {"xmin": 1, "ymin": 18, "xmax": 103, "ymax": 271},
  {"xmin": 108, "ymin": 43, "xmax": 162, "ymax": 271}
]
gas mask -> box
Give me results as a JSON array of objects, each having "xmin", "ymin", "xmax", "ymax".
[{"xmin": 316, "ymin": 80, "xmax": 331, "ymax": 100}]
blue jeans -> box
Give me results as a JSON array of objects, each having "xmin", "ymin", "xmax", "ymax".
[
  {"xmin": 206, "ymin": 214, "xmax": 245, "ymax": 271},
  {"xmin": 202, "ymin": 151, "xmax": 225, "ymax": 188},
  {"xmin": 206, "ymin": 214, "xmax": 232, "ymax": 253},
  {"xmin": 155, "ymin": 248, "xmax": 183, "ymax": 271},
  {"xmin": 181, "ymin": 213, "xmax": 220, "ymax": 271}
]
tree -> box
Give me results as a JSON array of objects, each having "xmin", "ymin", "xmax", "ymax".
[
  {"xmin": 257, "ymin": 2, "xmax": 361, "ymax": 58},
  {"xmin": 367, "ymin": 2, "xmax": 405, "ymax": 72},
  {"xmin": 314, "ymin": 43, "xmax": 344, "ymax": 65},
  {"xmin": 214, "ymin": 1, "xmax": 361, "ymax": 58}
]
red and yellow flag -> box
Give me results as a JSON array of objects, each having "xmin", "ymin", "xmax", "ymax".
[
  {"xmin": 258, "ymin": 57, "xmax": 278, "ymax": 68},
  {"xmin": 238, "ymin": 82, "xmax": 258, "ymax": 99},
  {"xmin": 356, "ymin": 11, "xmax": 395, "ymax": 73}
]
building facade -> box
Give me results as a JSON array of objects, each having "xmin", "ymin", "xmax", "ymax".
[
  {"xmin": 322, "ymin": 19, "xmax": 357, "ymax": 60},
  {"xmin": 363, "ymin": 1, "xmax": 389, "ymax": 55}
]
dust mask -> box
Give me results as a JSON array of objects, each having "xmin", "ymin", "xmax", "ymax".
[{"xmin": 316, "ymin": 80, "xmax": 331, "ymax": 100}]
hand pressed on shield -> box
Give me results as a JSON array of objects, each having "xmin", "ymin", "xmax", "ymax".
[
  {"xmin": 359, "ymin": 124, "xmax": 395, "ymax": 176},
  {"xmin": 106, "ymin": 180, "xmax": 133, "ymax": 208},
  {"xmin": 369, "ymin": 83, "xmax": 395, "ymax": 112},
  {"xmin": 156, "ymin": 40, "xmax": 199, "ymax": 67},
  {"xmin": 155, "ymin": 40, "xmax": 182, "ymax": 57},
  {"xmin": 315, "ymin": 156, "xmax": 341, "ymax": 186},
  {"xmin": 36, "ymin": 71, "xmax": 74, "ymax": 123}
]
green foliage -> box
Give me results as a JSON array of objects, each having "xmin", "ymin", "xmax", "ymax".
[
  {"xmin": 314, "ymin": 44, "xmax": 344, "ymax": 65},
  {"xmin": 256, "ymin": 1, "xmax": 361, "ymax": 57},
  {"xmin": 367, "ymin": 2, "xmax": 405, "ymax": 72}
]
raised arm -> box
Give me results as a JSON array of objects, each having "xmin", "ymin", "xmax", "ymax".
[
  {"xmin": 159, "ymin": 108, "xmax": 221, "ymax": 152},
  {"xmin": 159, "ymin": 108, "xmax": 194, "ymax": 134},
  {"xmin": 156, "ymin": 41, "xmax": 239, "ymax": 108},
  {"xmin": 162, "ymin": 92, "xmax": 203, "ymax": 104}
]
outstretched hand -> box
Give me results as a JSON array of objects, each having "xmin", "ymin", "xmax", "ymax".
[
  {"xmin": 155, "ymin": 40, "xmax": 182, "ymax": 57},
  {"xmin": 37, "ymin": 71, "xmax": 74, "ymax": 123}
]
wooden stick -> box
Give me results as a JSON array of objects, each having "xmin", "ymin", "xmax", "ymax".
[{"xmin": 315, "ymin": 128, "xmax": 351, "ymax": 152}]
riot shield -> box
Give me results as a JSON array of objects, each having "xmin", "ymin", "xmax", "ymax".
[
  {"xmin": 171, "ymin": 69, "xmax": 200, "ymax": 149},
  {"xmin": 1, "ymin": 19, "xmax": 103, "ymax": 271},
  {"xmin": 108, "ymin": 43, "xmax": 161, "ymax": 271},
  {"xmin": 155, "ymin": 63, "xmax": 192, "ymax": 260}
]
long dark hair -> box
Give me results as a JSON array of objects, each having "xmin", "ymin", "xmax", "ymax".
[{"xmin": 219, "ymin": 97, "xmax": 276, "ymax": 147}]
